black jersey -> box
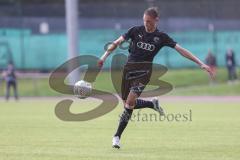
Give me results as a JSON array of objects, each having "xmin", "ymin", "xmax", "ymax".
[{"xmin": 122, "ymin": 26, "xmax": 176, "ymax": 62}]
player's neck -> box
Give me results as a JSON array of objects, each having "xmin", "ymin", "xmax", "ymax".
[{"xmin": 145, "ymin": 27, "xmax": 157, "ymax": 33}]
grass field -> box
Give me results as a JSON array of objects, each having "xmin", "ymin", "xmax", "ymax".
[
  {"xmin": 0, "ymin": 68, "xmax": 239, "ymax": 96},
  {"xmin": 0, "ymin": 97, "xmax": 239, "ymax": 160}
]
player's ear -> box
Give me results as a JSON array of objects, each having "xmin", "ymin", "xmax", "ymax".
[{"xmin": 155, "ymin": 17, "xmax": 159, "ymax": 22}]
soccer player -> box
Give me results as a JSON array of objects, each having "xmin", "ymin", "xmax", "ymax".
[
  {"xmin": 98, "ymin": 7, "xmax": 213, "ymax": 149},
  {"xmin": 225, "ymin": 48, "xmax": 238, "ymax": 82},
  {"xmin": 205, "ymin": 49, "xmax": 217, "ymax": 83},
  {"xmin": 2, "ymin": 62, "xmax": 18, "ymax": 101}
]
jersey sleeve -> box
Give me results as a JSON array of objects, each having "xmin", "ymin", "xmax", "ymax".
[
  {"xmin": 162, "ymin": 33, "xmax": 177, "ymax": 48},
  {"xmin": 122, "ymin": 27, "xmax": 136, "ymax": 40}
]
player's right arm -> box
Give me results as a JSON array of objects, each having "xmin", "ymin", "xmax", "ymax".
[
  {"xmin": 97, "ymin": 36, "xmax": 125, "ymax": 68},
  {"xmin": 1, "ymin": 70, "xmax": 7, "ymax": 80}
]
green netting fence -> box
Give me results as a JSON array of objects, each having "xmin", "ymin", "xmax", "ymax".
[{"xmin": 0, "ymin": 29, "xmax": 239, "ymax": 70}]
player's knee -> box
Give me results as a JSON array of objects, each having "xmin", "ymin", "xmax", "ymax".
[
  {"xmin": 125, "ymin": 103, "xmax": 134, "ymax": 109},
  {"xmin": 126, "ymin": 99, "xmax": 135, "ymax": 107}
]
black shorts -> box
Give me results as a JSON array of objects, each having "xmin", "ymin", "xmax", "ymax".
[{"xmin": 121, "ymin": 62, "xmax": 152, "ymax": 100}]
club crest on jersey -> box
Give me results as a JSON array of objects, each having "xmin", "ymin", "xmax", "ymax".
[{"xmin": 153, "ymin": 37, "xmax": 160, "ymax": 43}]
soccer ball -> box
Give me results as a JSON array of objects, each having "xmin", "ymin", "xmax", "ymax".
[{"xmin": 73, "ymin": 80, "xmax": 92, "ymax": 99}]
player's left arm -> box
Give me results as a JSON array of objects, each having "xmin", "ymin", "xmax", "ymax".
[{"xmin": 174, "ymin": 44, "xmax": 214, "ymax": 78}]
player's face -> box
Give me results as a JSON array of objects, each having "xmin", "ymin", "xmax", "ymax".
[{"xmin": 143, "ymin": 14, "xmax": 158, "ymax": 32}]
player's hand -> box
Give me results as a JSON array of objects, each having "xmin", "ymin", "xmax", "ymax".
[
  {"xmin": 200, "ymin": 64, "xmax": 214, "ymax": 79},
  {"xmin": 97, "ymin": 59, "xmax": 104, "ymax": 68}
]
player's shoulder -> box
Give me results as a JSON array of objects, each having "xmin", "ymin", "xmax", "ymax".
[
  {"xmin": 155, "ymin": 30, "xmax": 170, "ymax": 37},
  {"xmin": 127, "ymin": 25, "xmax": 144, "ymax": 32}
]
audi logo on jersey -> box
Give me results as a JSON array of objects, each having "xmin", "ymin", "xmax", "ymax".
[{"xmin": 137, "ymin": 42, "xmax": 155, "ymax": 51}]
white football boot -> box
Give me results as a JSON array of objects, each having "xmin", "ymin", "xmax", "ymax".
[
  {"xmin": 152, "ymin": 98, "xmax": 165, "ymax": 116},
  {"xmin": 112, "ymin": 136, "xmax": 120, "ymax": 149}
]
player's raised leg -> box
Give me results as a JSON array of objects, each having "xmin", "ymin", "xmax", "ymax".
[{"xmin": 135, "ymin": 97, "xmax": 165, "ymax": 116}]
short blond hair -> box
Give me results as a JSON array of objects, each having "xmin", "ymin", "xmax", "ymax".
[{"xmin": 144, "ymin": 7, "xmax": 160, "ymax": 18}]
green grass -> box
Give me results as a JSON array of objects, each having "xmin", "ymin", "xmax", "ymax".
[
  {"xmin": 169, "ymin": 82, "xmax": 240, "ymax": 95},
  {"xmin": 0, "ymin": 68, "xmax": 239, "ymax": 96},
  {"xmin": 0, "ymin": 98, "xmax": 239, "ymax": 160}
]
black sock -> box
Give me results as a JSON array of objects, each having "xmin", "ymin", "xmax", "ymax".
[
  {"xmin": 114, "ymin": 107, "xmax": 133, "ymax": 138},
  {"xmin": 134, "ymin": 99, "xmax": 154, "ymax": 109}
]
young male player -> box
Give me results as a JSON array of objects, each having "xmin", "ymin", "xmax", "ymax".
[{"xmin": 98, "ymin": 7, "xmax": 213, "ymax": 149}]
